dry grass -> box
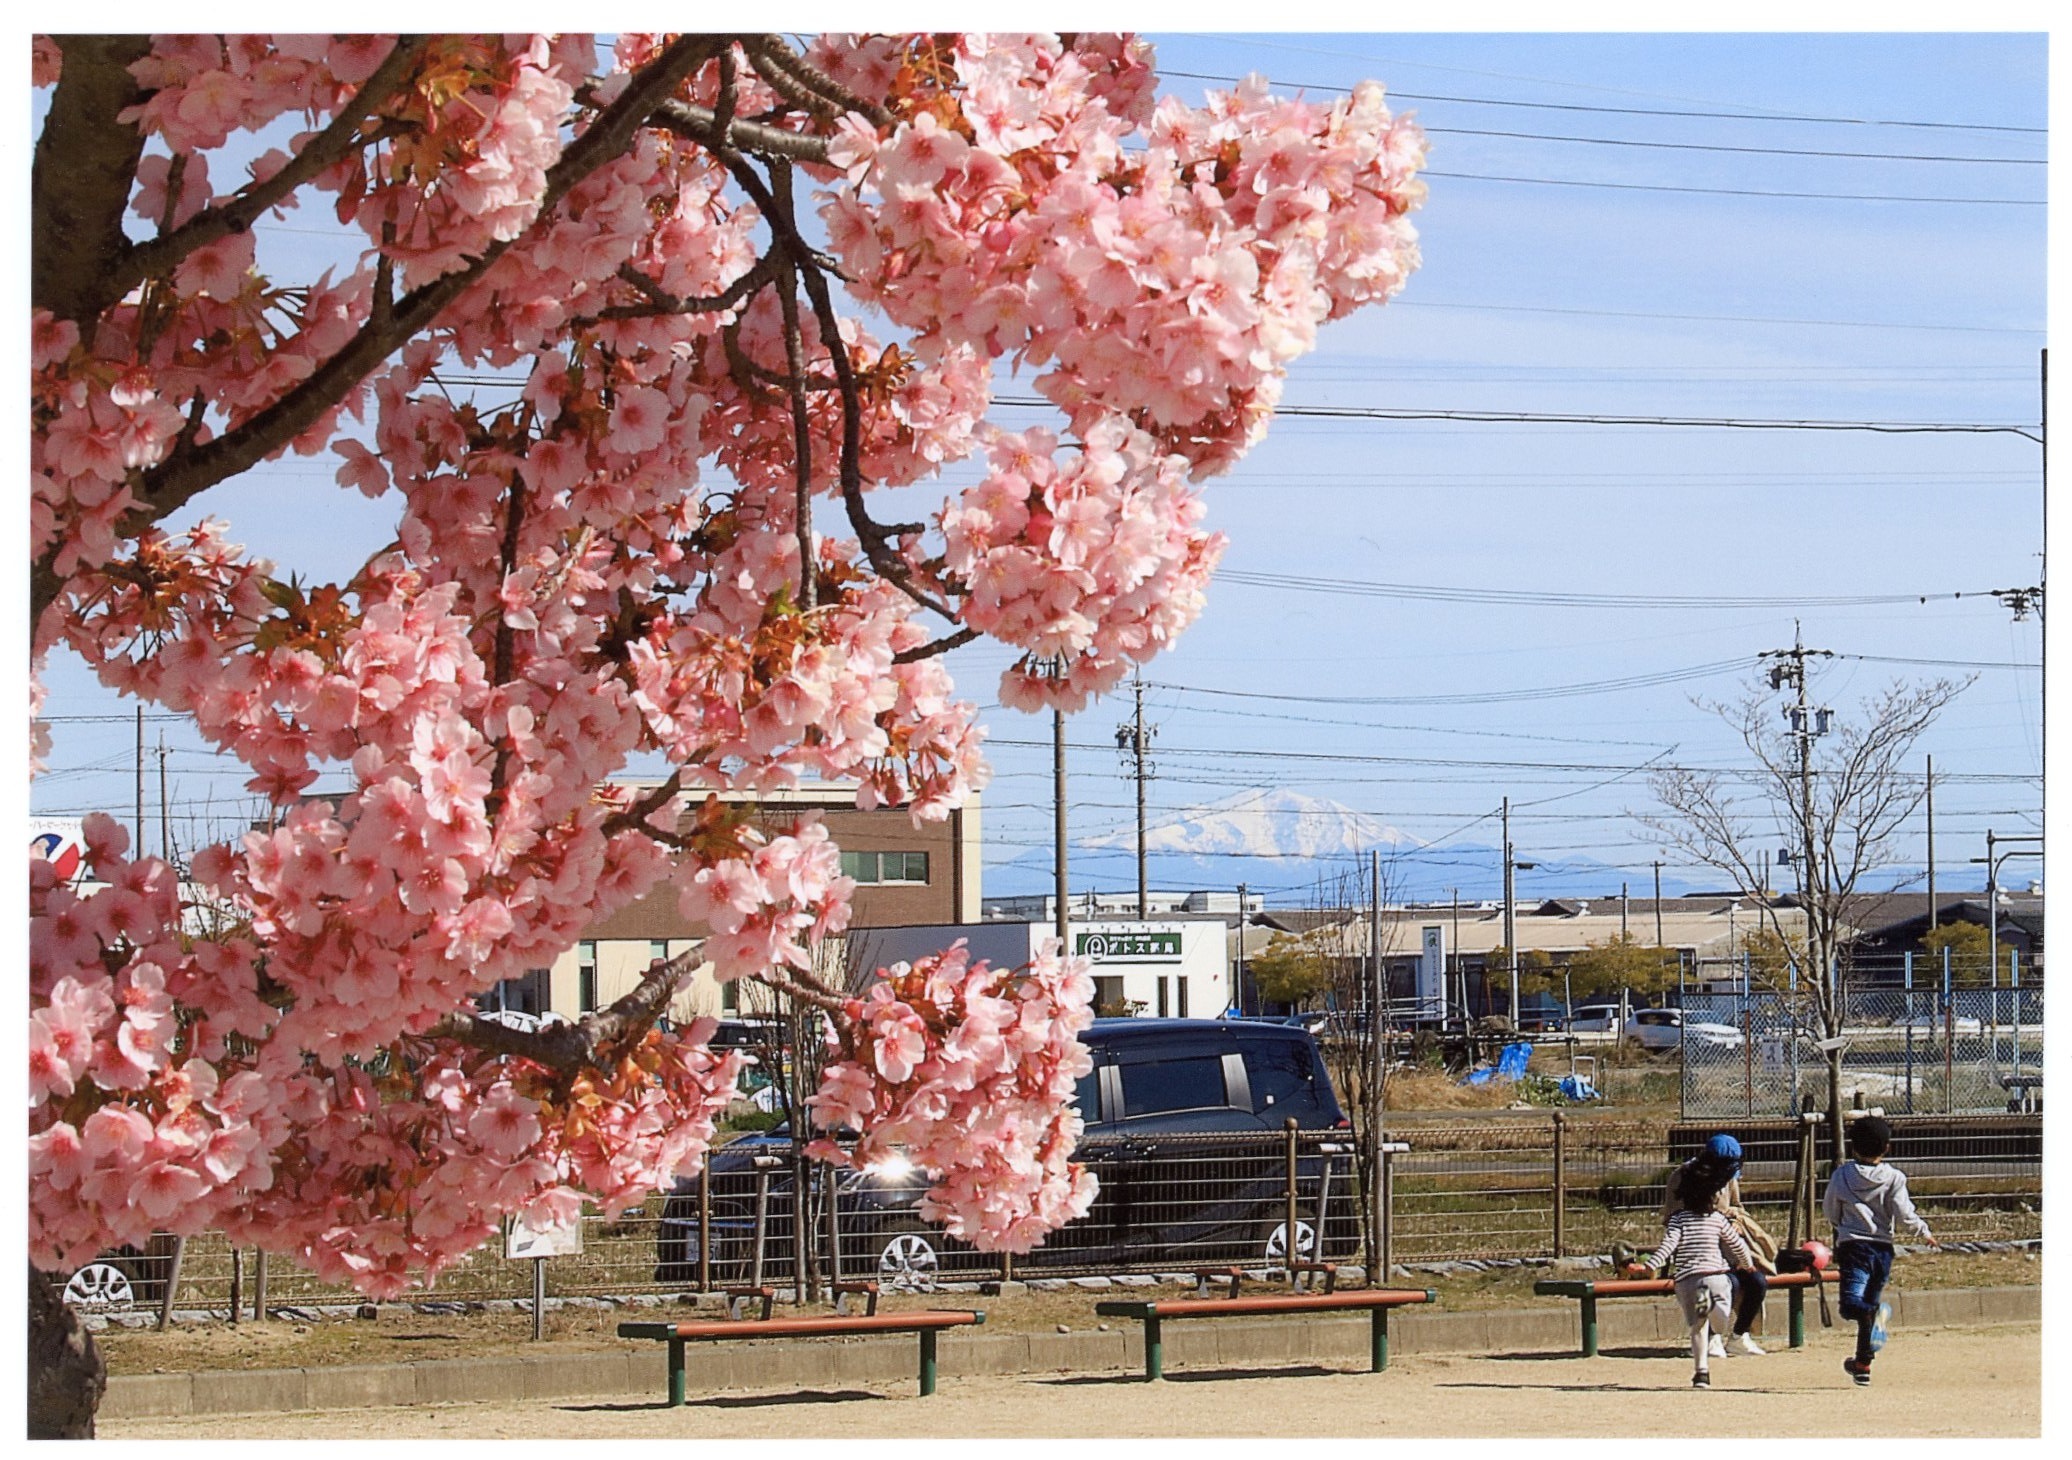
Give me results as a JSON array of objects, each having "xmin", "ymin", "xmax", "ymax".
[
  {"xmin": 1383, "ymin": 1071, "xmax": 1518, "ymax": 1111},
  {"xmin": 93, "ymin": 1247, "xmax": 2038, "ymax": 1377}
]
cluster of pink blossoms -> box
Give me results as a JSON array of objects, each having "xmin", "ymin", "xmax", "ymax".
[
  {"xmin": 30, "ymin": 32, "xmax": 1422, "ymax": 1296},
  {"xmin": 808, "ymin": 941, "xmax": 1098, "ymax": 1252}
]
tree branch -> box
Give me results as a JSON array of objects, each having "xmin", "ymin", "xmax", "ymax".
[
  {"xmin": 32, "ymin": 35, "xmax": 154, "ymax": 327},
  {"xmin": 893, "ymin": 627, "xmax": 980, "ymax": 662},
  {"xmin": 430, "ymin": 946, "xmax": 702, "ymax": 1071},
  {"xmin": 106, "ymin": 38, "xmax": 432, "ymax": 306},
  {"xmin": 742, "ymin": 34, "xmax": 894, "ymax": 127},
  {"xmin": 32, "ymin": 34, "xmax": 724, "ymax": 627}
]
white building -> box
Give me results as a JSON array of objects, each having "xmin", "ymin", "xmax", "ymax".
[{"xmin": 847, "ymin": 918, "xmax": 1229, "ymax": 1019}]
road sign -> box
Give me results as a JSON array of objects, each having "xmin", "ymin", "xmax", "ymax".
[{"xmin": 505, "ymin": 1212, "xmax": 584, "ymax": 1260}]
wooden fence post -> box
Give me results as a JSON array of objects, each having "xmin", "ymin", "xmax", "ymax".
[{"xmin": 1551, "ymin": 1113, "xmax": 1566, "ymax": 1258}]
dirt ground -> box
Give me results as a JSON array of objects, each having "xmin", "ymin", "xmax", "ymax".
[
  {"xmin": 102, "ymin": 1320, "xmax": 2039, "ymax": 1439},
  {"xmin": 94, "ymin": 1247, "xmax": 2038, "ymax": 1374}
]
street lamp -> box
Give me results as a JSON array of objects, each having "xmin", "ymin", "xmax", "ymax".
[
  {"xmin": 1968, "ymin": 831, "xmax": 2043, "ymax": 984},
  {"xmin": 1503, "ymin": 852, "xmax": 1538, "ymax": 1025}
]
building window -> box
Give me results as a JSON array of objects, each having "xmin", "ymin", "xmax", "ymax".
[
  {"xmin": 1178, "ymin": 979, "xmax": 1189, "ymax": 1018},
  {"xmin": 1156, "ymin": 978, "xmax": 1169, "ymax": 1018},
  {"xmin": 839, "ymin": 850, "xmax": 930, "ymax": 885},
  {"xmin": 722, "ymin": 976, "xmax": 739, "ymax": 1014},
  {"xmin": 578, "ymin": 940, "xmax": 597, "ymax": 1014},
  {"xmin": 649, "ymin": 939, "xmax": 669, "ymax": 967}
]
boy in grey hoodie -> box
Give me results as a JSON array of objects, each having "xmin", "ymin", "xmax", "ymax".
[{"xmin": 1823, "ymin": 1114, "xmax": 1939, "ymax": 1386}]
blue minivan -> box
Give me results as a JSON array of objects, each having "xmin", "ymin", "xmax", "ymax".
[{"xmin": 655, "ymin": 1018, "xmax": 1355, "ymax": 1290}]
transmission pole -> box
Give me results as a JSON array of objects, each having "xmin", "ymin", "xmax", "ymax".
[
  {"xmin": 134, "ymin": 706, "xmax": 145, "ymax": 856},
  {"xmin": 1502, "ymin": 797, "xmax": 1517, "ymax": 1026},
  {"xmin": 157, "ymin": 735, "xmax": 172, "ymax": 870},
  {"xmin": 1115, "ymin": 673, "xmax": 1155, "ymax": 920},
  {"xmin": 1925, "ymin": 754, "xmax": 1935, "ymax": 939},
  {"xmin": 1053, "ymin": 703, "xmax": 1068, "ymax": 946},
  {"xmin": 1762, "ymin": 623, "xmax": 1836, "ymax": 1160}
]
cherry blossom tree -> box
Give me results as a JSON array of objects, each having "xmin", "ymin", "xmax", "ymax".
[{"xmin": 29, "ymin": 33, "xmax": 1425, "ymax": 1431}]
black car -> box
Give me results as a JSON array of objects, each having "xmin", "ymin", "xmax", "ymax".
[{"xmin": 655, "ymin": 1018, "xmax": 1357, "ymax": 1290}]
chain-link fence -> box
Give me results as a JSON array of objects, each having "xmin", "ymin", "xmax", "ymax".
[
  {"xmin": 1681, "ymin": 987, "xmax": 2043, "ymax": 1120},
  {"xmin": 58, "ymin": 1114, "xmax": 2038, "ymax": 1319}
]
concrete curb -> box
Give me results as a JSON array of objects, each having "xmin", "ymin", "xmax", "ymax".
[{"xmin": 101, "ymin": 1285, "xmax": 2041, "ymax": 1420}]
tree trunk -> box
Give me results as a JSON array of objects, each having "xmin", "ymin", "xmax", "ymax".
[
  {"xmin": 29, "ymin": 1264, "xmax": 105, "ymax": 1439},
  {"xmin": 1825, "ymin": 1049, "xmax": 1845, "ymax": 1178}
]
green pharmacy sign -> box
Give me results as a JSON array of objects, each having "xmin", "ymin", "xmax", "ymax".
[{"xmin": 1075, "ymin": 930, "xmax": 1183, "ymax": 963}]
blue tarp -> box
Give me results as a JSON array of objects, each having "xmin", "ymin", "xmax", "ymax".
[
  {"xmin": 1558, "ymin": 1073, "xmax": 1602, "ymax": 1102},
  {"xmin": 1461, "ymin": 1041, "xmax": 1534, "ymax": 1085}
]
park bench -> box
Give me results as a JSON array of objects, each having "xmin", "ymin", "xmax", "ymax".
[
  {"xmin": 617, "ymin": 1307, "xmax": 985, "ymax": 1405},
  {"xmin": 1094, "ymin": 1287, "xmax": 1436, "ymax": 1380},
  {"xmin": 1532, "ymin": 1268, "xmax": 1841, "ymax": 1357}
]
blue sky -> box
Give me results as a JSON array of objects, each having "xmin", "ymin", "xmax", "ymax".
[{"xmin": 25, "ymin": 31, "xmax": 2050, "ymax": 907}]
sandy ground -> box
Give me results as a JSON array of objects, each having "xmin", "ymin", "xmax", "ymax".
[{"xmin": 103, "ymin": 1321, "xmax": 2037, "ymax": 1439}]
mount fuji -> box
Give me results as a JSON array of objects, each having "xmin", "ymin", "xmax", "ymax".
[{"xmin": 983, "ymin": 787, "xmax": 1693, "ymax": 906}]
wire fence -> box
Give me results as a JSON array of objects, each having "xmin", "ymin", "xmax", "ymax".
[
  {"xmin": 62, "ymin": 1114, "xmax": 2038, "ymax": 1320},
  {"xmin": 1680, "ymin": 987, "xmax": 2044, "ymax": 1120}
]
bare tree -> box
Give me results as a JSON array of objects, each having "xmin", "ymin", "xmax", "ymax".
[{"xmin": 1642, "ymin": 669, "xmax": 1968, "ymax": 1162}]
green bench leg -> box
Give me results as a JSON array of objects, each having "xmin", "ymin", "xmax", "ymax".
[
  {"xmin": 1789, "ymin": 1287, "xmax": 1806, "ymax": 1348},
  {"xmin": 1580, "ymin": 1294, "xmax": 1599, "ymax": 1358},
  {"xmin": 1371, "ymin": 1307, "xmax": 1390, "ymax": 1372},
  {"xmin": 667, "ymin": 1338, "xmax": 686, "ymax": 1407},
  {"xmin": 1144, "ymin": 1314, "xmax": 1164, "ymax": 1381},
  {"xmin": 919, "ymin": 1330, "xmax": 938, "ymax": 1396}
]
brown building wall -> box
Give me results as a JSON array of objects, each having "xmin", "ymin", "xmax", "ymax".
[{"xmin": 580, "ymin": 795, "xmax": 970, "ymax": 941}]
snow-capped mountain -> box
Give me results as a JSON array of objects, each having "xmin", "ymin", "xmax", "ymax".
[
  {"xmin": 985, "ymin": 786, "xmax": 1702, "ymax": 905},
  {"xmin": 1080, "ymin": 788, "xmax": 1421, "ymax": 859}
]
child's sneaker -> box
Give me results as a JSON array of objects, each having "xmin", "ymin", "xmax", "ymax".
[
  {"xmin": 1843, "ymin": 1357, "xmax": 1872, "ymax": 1386},
  {"xmin": 1692, "ymin": 1370, "xmax": 1711, "ymax": 1388},
  {"xmin": 1733, "ymin": 1333, "xmax": 1766, "ymax": 1356},
  {"xmin": 1869, "ymin": 1301, "xmax": 1891, "ymax": 1352}
]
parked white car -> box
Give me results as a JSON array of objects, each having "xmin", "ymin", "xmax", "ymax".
[
  {"xmin": 1624, "ymin": 1007, "xmax": 1745, "ymax": 1050},
  {"xmin": 1568, "ymin": 1005, "xmax": 1623, "ymax": 1034},
  {"xmin": 1894, "ymin": 1011, "xmax": 1986, "ymax": 1035}
]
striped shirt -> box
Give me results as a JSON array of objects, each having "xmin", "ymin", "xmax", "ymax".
[{"xmin": 1645, "ymin": 1209, "xmax": 1753, "ymax": 1280}]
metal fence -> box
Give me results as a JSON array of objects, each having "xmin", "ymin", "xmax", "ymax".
[
  {"xmin": 1389, "ymin": 1112, "xmax": 2040, "ymax": 1265},
  {"xmin": 62, "ymin": 1114, "xmax": 2039, "ymax": 1320},
  {"xmin": 1680, "ymin": 987, "xmax": 2043, "ymax": 1120}
]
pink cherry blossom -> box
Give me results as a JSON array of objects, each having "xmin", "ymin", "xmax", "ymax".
[{"xmin": 30, "ymin": 32, "xmax": 1421, "ymax": 1299}]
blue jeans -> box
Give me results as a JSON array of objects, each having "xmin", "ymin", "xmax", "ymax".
[
  {"xmin": 1836, "ymin": 1240, "xmax": 1893, "ymax": 1363},
  {"xmin": 1835, "ymin": 1240, "xmax": 1893, "ymax": 1321}
]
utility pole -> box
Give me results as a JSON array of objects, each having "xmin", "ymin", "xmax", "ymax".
[
  {"xmin": 156, "ymin": 735, "xmax": 172, "ymax": 870},
  {"xmin": 1115, "ymin": 673, "xmax": 1155, "ymax": 920},
  {"xmin": 1620, "ymin": 882, "xmax": 1629, "ymax": 941},
  {"xmin": 1925, "ymin": 755, "xmax": 1935, "ymax": 941},
  {"xmin": 1502, "ymin": 797, "xmax": 1518, "ymax": 1026},
  {"xmin": 134, "ymin": 706, "xmax": 145, "ymax": 856},
  {"xmin": 1234, "ymin": 882, "xmax": 1249, "ymax": 1016},
  {"xmin": 1449, "ymin": 888, "xmax": 1461, "ymax": 1023},
  {"xmin": 1652, "ymin": 861, "xmax": 1665, "ymax": 947},
  {"xmin": 1367, "ymin": 846, "xmax": 1385, "ymax": 1269},
  {"xmin": 1053, "ymin": 703, "xmax": 1069, "ymax": 947},
  {"xmin": 1762, "ymin": 624, "xmax": 1836, "ymax": 1160}
]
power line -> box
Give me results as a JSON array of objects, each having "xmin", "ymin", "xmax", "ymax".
[
  {"xmin": 1425, "ymin": 167, "xmax": 2041, "ymax": 207},
  {"xmin": 1157, "ymin": 66, "xmax": 2046, "ymax": 135},
  {"xmin": 991, "ymin": 395, "xmax": 2040, "ymax": 439},
  {"xmin": 1209, "ymin": 571, "xmax": 2012, "ymax": 611},
  {"xmin": 1427, "ymin": 124, "xmax": 2041, "ymax": 166}
]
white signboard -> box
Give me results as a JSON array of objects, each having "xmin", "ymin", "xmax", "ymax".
[
  {"xmin": 505, "ymin": 1212, "xmax": 584, "ymax": 1259},
  {"xmin": 1419, "ymin": 925, "xmax": 1448, "ymax": 1020}
]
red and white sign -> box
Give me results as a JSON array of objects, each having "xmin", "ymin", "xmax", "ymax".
[{"xmin": 30, "ymin": 818, "xmax": 87, "ymax": 882}]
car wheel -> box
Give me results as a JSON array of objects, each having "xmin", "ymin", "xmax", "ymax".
[
  {"xmin": 64, "ymin": 1262, "xmax": 136, "ymax": 1312},
  {"xmin": 875, "ymin": 1231, "xmax": 941, "ymax": 1292},
  {"xmin": 1263, "ymin": 1220, "xmax": 1316, "ymax": 1269}
]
